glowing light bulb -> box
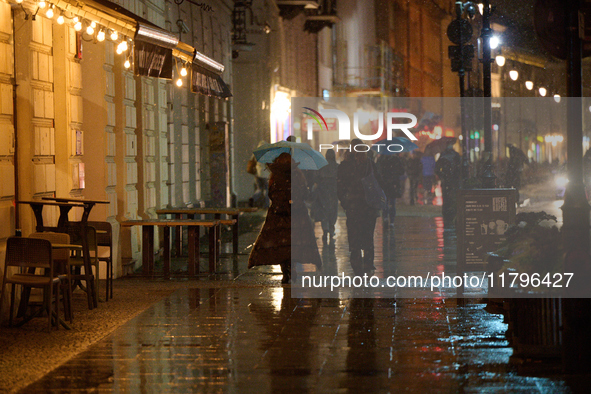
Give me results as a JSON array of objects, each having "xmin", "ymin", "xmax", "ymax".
[
  {"xmin": 90, "ymin": 21, "xmax": 96, "ymax": 28},
  {"xmin": 97, "ymin": 30, "xmax": 105, "ymax": 42},
  {"xmin": 509, "ymin": 70, "xmax": 518, "ymax": 81},
  {"xmin": 16, "ymin": 0, "xmax": 23, "ymax": 3},
  {"xmin": 525, "ymin": 81, "xmax": 533, "ymax": 90},
  {"xmin": 57, "ymin": 15, "xmax": 64, "ymax": 25},
  {"xmin": 539, "ymin": 87, "xmax": 547, "ymax": 97},
  {"xmin": 120, "ymin": 40, "xmax": 128, "ymax": 51},
  {"xmin": 489, "ymin": 36, "xmax": 500, "ymax": 49},
  {"xmin": 38, "ymin": 1, "xmax": 46, "ymax": 9},
  {"xmin": 554, "ymin": 94, "xmax": 561, "ymax": 103},
  {"xmin": 180, "ymin": 66, "xmax": 187, "ymax": 76},
  {"xmin": 110, "ymin": 31, "xmax": 118, "ymax": 41},
  {"xmin": 86, "ymin": 25, "xmax": 94, "ymax": 35},
  {"xmin": 73, "ymin": 17, "xmax": 79, "ymax": 23},
  {"xmin": 124, "ymin": 59, "xmax": 131, "ymax": 69},
  {"xmin": 74, "ymin": 21, "xmax": 82, "ymax": 31},
  {"xmin": 176, "ymin": 78, "xmax": 183, "ymax": 87},
  {"xmin": 495, "ymin": 55, "xmax": 505, "ymax": 67},
  {"xmin": 116, "ymin": 47, "xmax": 123, "ymax": 55},
  {"xmin": 45, "ymin": 7, "xmax": 54, "ymax": 18}
]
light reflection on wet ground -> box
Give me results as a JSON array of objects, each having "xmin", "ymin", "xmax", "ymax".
[{"xmin": 20, "ymin": 209, "xmax": 576, "ymax": 393}]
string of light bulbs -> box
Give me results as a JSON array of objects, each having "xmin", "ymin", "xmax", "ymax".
[{"xmin": 16, "ymin": 0, "xmax": 190, "ymax": 87}]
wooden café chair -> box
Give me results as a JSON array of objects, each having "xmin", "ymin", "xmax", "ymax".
[
  {"xmin": 87, "ymin": 221, "xmax": 113, "ymax": 300},
  {"xmin": 0, "ymin": 237, "xmax": 64, "ymax": 331},
  {"xmin": 65, "ymin": 222, "xmax": 99, "ymax": 307},
  {"xmin": 28, "ymin": 232, "xmax": 73, "ymax": 323}
]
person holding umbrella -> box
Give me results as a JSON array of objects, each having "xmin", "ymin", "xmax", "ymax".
[
  {"xmin": 435, "ymin": 141, "xmax": 461, "ymax": 227},
  {"xmin": 505, "ymin": 144, "xmax": 528, "ymax": 202},
  {"xmin": 249, "ymin": 142, "xmax": 324, "ymax": 283},
  {"xmin": 338, "ymin": 138, "xmax": 382, "ymax": 275}
]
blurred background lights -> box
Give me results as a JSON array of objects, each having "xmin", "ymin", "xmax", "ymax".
[{"xmin": 509, "ymin": 70, "xmax": 518, "ymax": 81}]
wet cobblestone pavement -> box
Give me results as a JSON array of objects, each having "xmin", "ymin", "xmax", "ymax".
[{"xmin": 17, "ymin": 209, "xmax": 584, "ymax": 393}]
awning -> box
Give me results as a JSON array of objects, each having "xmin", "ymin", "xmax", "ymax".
[
  {"xmin": 48, "ymin": 0, "xmax": 228, "ymax": 87},
  {"xmin": 191, "ymin": 64, "xmax": 232, "ymax": 99}
]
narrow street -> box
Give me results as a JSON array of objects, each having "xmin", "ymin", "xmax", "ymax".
[{"xmin": 19, "ymin": 207, "xmax": 575, "ymax": 393}]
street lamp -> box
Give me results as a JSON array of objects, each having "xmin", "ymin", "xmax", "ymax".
[{"xmin": 447, "ymin": 1, "xmax": 477, "ymax": 186}]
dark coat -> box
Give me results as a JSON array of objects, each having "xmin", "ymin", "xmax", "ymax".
[
  {"xmin": 337, "ymin": 154, "xmax": 380, "ymax": 219},
  {"xmin": 377, "ymin": 155, "xmax": 405, "ymax": 199},
  {"xmin": 248, "ymin": 159, "xmax": 321, "ymax": 269},
  {"xmin": 436, "ymin": 148, "xmax": 461, "ymax": 189},
  {"xmin": 310, "ymin": 159, "xmax": 339, "ymax": 225}
]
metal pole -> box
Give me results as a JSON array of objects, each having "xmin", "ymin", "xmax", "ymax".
[
  {"xmin": 562, "ymin": 0, "xmax": 590, "ymax": 256},
  {"xmin": 480, "ymin": 0, "xmax": 496, "ymax": 188},
  {"xmin": 457, "ymin": 3, "xmax": 470, "ymax": 186},
  {"xmin": 561, "ymin": 0, "xmax": 591, "ymax": 374}
]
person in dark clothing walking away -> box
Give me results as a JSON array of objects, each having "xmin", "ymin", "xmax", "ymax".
[
  {"xmin": 337, "ymin": 139, "xmax": 381, "ymax": 275},
  {"xmin": 435, "ymin": 143, "xmax": 461, "ymax": 227},
  {"xmin": 377, "ymin": 153, "xmax": 405, "ymax": 226},
  {"xmin": 311, "ymin": 149, "xmax": 339, "ymax": 244},
  {"xmin": 406, "ymin": 150, "xmax": 423, "ymax": 205},
  {"xmin": 421, "ymin": 153, "xmax": 436, "ymax": 205},
  {"xmin": 505, "ymin": 144, "xmax": 528, "ymax": 202}
]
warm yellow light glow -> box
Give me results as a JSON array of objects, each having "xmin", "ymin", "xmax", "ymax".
[
  {"xmin": 74, "ymin": 21, "xmax": 82, "ymax": 31},
  {"xmin": 120, "ymin": 41, "xmax": 128, "ymax": 51},
  {"xmin": 554, "ymin": 94, "xmax": 561, "ymax": 103},
  {"xmin": 90, "ymin": 21, "xmax": 96, "ymax": 28},
  {"xmin": 509, "ymin": 70, "xmax": 518, "ymax": 81},
  {"xmin": 16, "ymin": 0, "xmax": 23, "ymax": 3},
  {"xmin": 525, "ymin": 81, "xmax": 533, "ymax": 90},
  {"xmin": 176, "ymin": 78, "xmax": 183, "ymax": 87},
  {"xmin": 110, "ymin": 31, "xmax": 118, "ymax": 41},
  {"xmin": 45, "ymin": 7, "xmax": 54, "ymax": 18},
  {"xmin": 86, "ymin": 26, "xmax": 94, "ymax": 35},
  {"xmin": 539, "ymin": 87, "xmax": 547, "ymax": 97},
  {"xmin": 73, "ymin": 16, "xmax": 79, "ymax": 22},
  {"xmin": 495, "ymin": 55, "xmax": 505, "ymax": 67},
  {"xmin": 124, "ymin": 59, "xmax": 131, "ymax": 69},
  {"xmin": 180, "ymin": 66, "xmax": 187, "ymax": 77},
  {"xmin": 38, "ymin": 1, "xmax": 46, "ymax": 9},
  {"xmin": 97, "ymin": 30, "xmax": 105, "ymax": 42},
  {"xmin": 489, "ymin": 36, "xmax": 500, "ymax": 49},
  {"xmin": 57, "ymin": 15, "xmax": 64, "ymax": 24}
]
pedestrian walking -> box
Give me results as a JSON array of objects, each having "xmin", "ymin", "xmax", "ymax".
[
  {"xmin": 337, "ymin": 139, "xmax": 381, "ymax": 275},
  {"xmin": 406, "ymin": 150, "xmax": 423, "ymax": 205},
  {"xmin": 377, "ymin": 153, "xmax": 405, "ymax": 226},
  {"xmin": 310, "ymin": 149, "xmax": 339, "ymax": 244},
  {"xmin": 505, "ymin": 144, "xmax": 528, "ymax": 202},
  {"xmin": 435, "ymin": 142, "xmax": 461, "ymax": 227},
  {"xmin": 248, "ymin": 152, "xmax": 321, "ymax": 283},
  {"xmin": 421, "ymin": 153, "xmax": 436, "ymax": 204}
]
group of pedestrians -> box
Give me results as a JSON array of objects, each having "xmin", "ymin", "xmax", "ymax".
[{"xmin": 247, "ymin": 137, "xmax": 462, "ymax": 282}]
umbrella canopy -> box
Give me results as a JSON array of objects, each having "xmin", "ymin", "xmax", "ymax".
[
  {"xmin": 253, "ymin": 141, "xmax": 328, "ymax": 170},
  {"xmin": 424, "ymin": 137, "xmax": 457, "ymax": 156},
  {"xmin": 371, "ymin": 137, "xmax": 418, "ymax": 155}
]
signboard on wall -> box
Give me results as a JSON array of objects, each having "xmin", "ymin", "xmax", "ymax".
[{"xmin": 134, "ymin": 41, "xmax": 173, "ymax": 79}]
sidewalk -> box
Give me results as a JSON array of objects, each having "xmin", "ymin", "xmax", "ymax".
[{"xmin": 3, "ymin": 207, "xmax": 580, "ymax": 392}]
